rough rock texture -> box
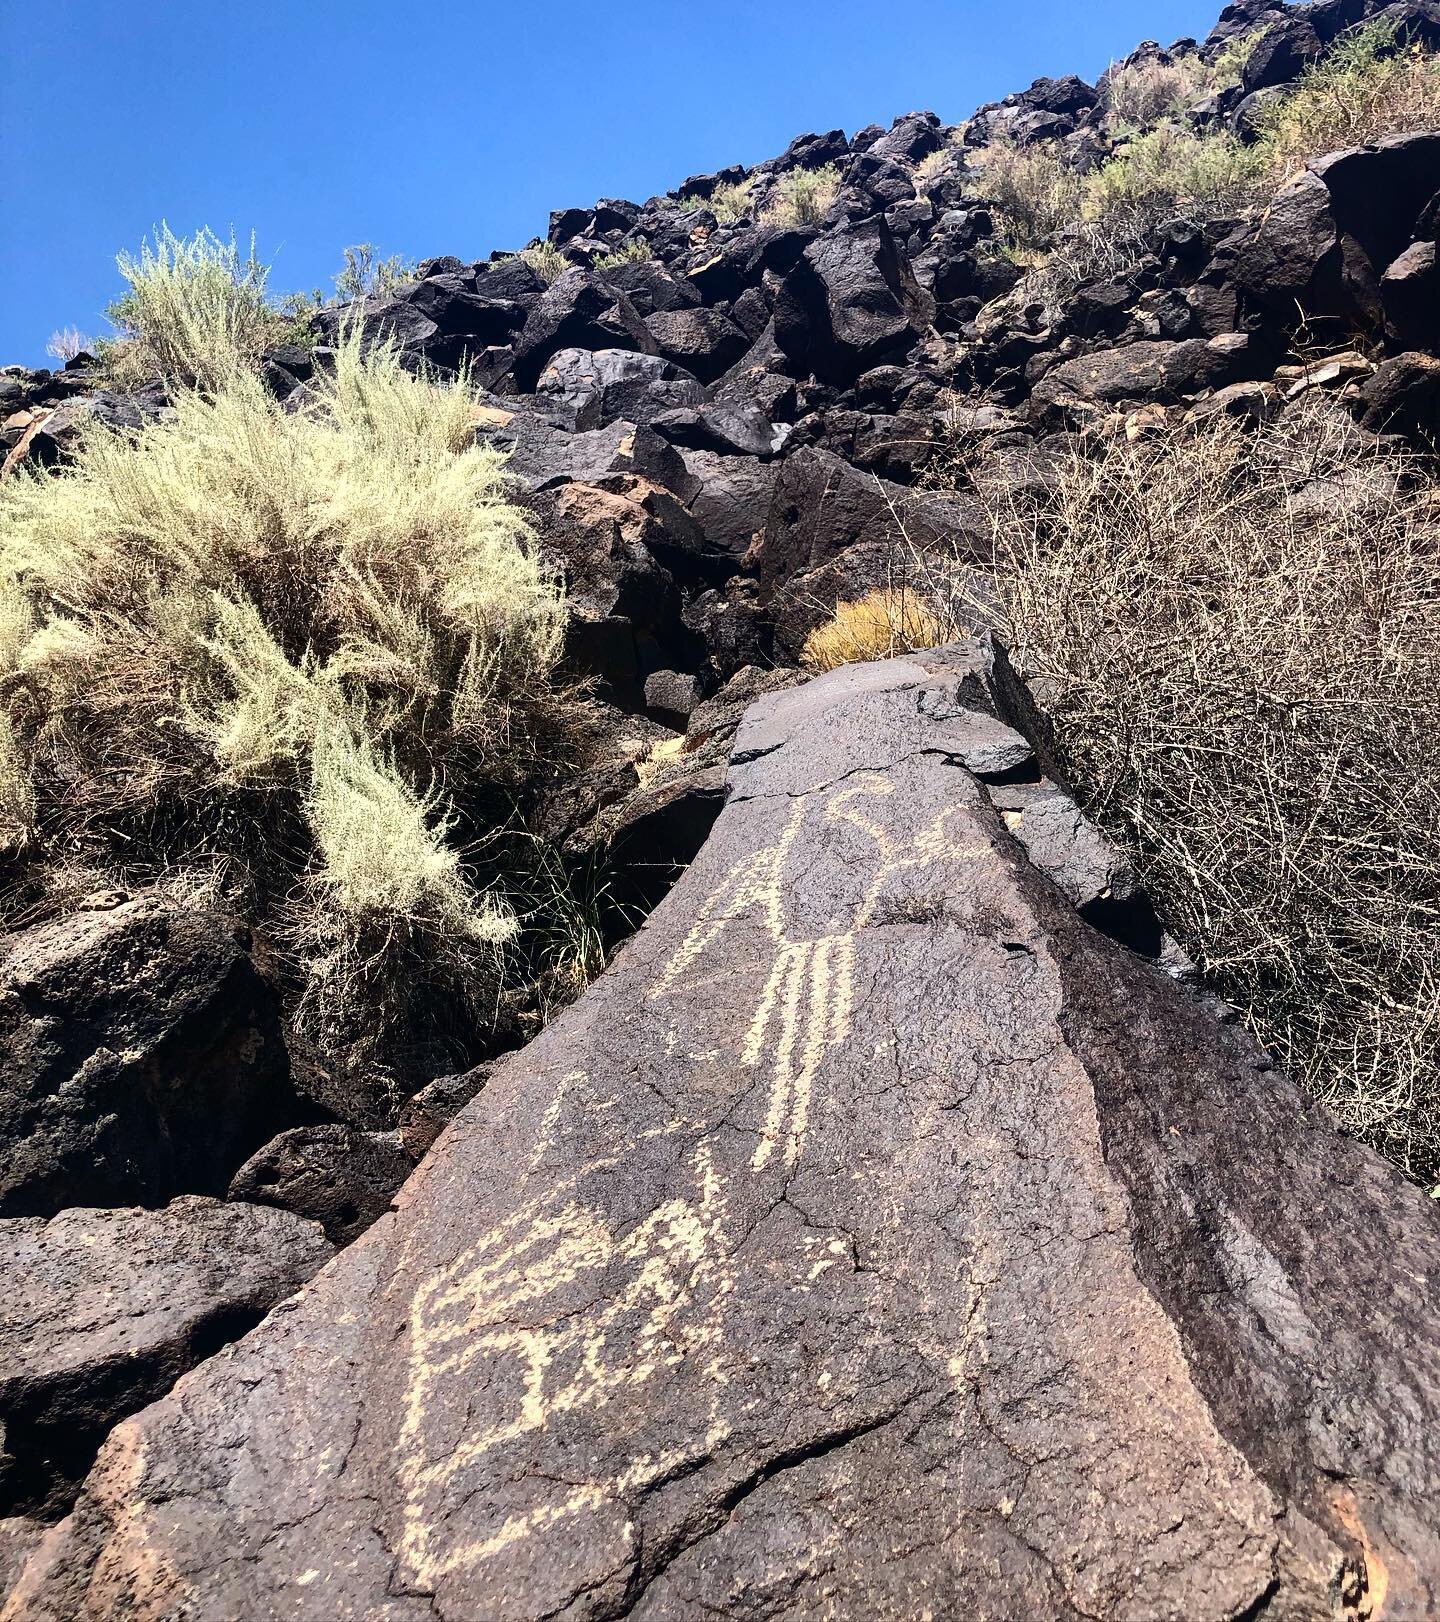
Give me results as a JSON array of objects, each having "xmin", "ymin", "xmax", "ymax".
[
  {"xmin": 228, "ymin": 1125, "xmax": 413, "ymax": 1246},
  {"xmin": 0, "ymin": 895, "xmax": 294, "ymax": 1216},
  {"xmin": 0, "ymin": 1199, "xmax": 331, "ymax": 1520},
  {"xmin": 12, "ymin": 645, "xmax": 1439, "ymax": 1620}
]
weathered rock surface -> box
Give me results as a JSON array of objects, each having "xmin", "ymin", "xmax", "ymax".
[
  {"xmin": 12, "ymin": 645, "xmax": 1439, "ymax": 1620},
  {"xmin": 0, "ymin": 894, "xmax": 294, "ymax": 1216},
  {"xmin": 0, "ymin": 1199, "xmax": 331, "ymax": 1520},
  {"xmin": 228, "ymin": 1125, "xmax": 413, "ymax": 1245}
]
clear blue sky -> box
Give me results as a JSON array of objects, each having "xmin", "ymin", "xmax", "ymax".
[{"xmin": 2, "ymin": 0, "xmax": 1220, "ymax": 367}]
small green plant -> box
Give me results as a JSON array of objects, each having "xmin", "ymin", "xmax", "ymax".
[
  {"xmin": 761, "ymin": 163, "xmax": 843, "ymax": 227},
  {"xmin": 592, "ymin": 239, "xmax": 655, "ymax": 271},
  {"xmin": 707, "ymin": 176, "xmax": 758, "ymax": 223},
  {"xmin": 971, "ymin": 140, "xmax": 1085, "ymax": 255},
  {"xmin": 334, "ymin": 242, "xmax": 416, "ymax": 302},
  {"xmin": 100, "ymin": 224, "xmax": 286, "ymax": 389},
  {"xmin": 1256, "ymin": 18, "xmax": 1440, "ymax": 165},
  {"xmin": 516, "ymin": 242, "xmax": 570, "ymax": 284},
  {"xmin": 1208, "ymin": 29, "xmax": 1261, "ymax": 91},
  {"xmin": 1083, "ymin": 123, "xmax": 1265, "ymax": 234}
]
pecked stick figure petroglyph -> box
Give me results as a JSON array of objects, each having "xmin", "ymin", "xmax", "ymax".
[{"xmin": 649, "ymin": 773, "xmax": 987, "ymax": 1169}]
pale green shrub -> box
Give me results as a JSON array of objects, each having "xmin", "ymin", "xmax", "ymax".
[
  {"xmin": 0, "ymin": 329, "xmax": 566, "ymax": 1081},
  {"xmin": 971, "ymin": 140, "xmax": 1085, "ymax": 255},
  {"xmin": 101, "ymin": 225, "xmax": 289, "ymax": 388},
  {"xmin": 1083, "ymin": 124, "xmax": 1265, "ymax": 233},
  {"xmin": 593, "ymin": 240, "xmax": 655, "ymax": 270},
  {"xmin": 761, "ymin": 163, "xmax": 843, "ymax": 227},
  {"xmin": 334, "ymin": 242, "xmax": 416, "ymax": 301},
  {"xmin": 517, "ymin": 242, "xmax": 570, "ymax": 283},
  {"xmin": 1104, "ymin": 54, "xmax": 1209, "ymax": 127},
  {"xmin": 707, "ymin": 176, "xmax": 758, "ymax": 222},
  {"xmin": 1257, "ymin": 18, "xmax": 1440, "ymax": 166}
]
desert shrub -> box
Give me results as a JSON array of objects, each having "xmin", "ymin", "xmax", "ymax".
[
  {"xmin": 334, "ymin": 242, "xmax": 416, "ymax": 301},
  {"xmin": 987, "ymin": 402, "xmax": 1440, "ymax": 1184},
  {"xmin": 1083, "ymin": 123, "xmax": 1265, "ymax": 235},
  {"xmin": 515, "ymin": 242, "xmax": 570, "ymax": 284},
  {"xmin": 762, "ymin": 163, "xmax": 843, "ymax": 227},
  {"xmin": 0, "ymin": 328, "xmax": 567, "ymax": 1085},
  {"xmin": 971, "ymin": 140, "xmax": 1085, "ymax": 256},
  {"xmin": 800, "ymin": 589, "xmax": 944, "ymax": 673},
  {"xmin": 1256, "ymin": 17, "xmax": 1440, "ymax": 165},
  {"xmin": 707, "ymin": 176, "xmax": 757, "ymax": 222},
  {"xmin": 913, "ymin": 145, "xmax": 957, "ymax": 192},
  {"xmin": 593, "ymin": 240, "xmax": 655, "ymax": 270},
  {"xmin": 1104, "ymin": 54, "xmax": 1209, "ymax": 127},
  {"xmin": 1209, "ymin": 29, "xmax": 1261, "ymax": 90},
  {"xmin": 99, "ymin": 225, "xmax": 296, "ymax": 389}
]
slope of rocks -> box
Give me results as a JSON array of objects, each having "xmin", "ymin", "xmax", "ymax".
[
  {"xmin": 4, "ymin": 0, "xmax": 1440, "ymax": 1609},
  {"xmin": 9, "ymin": 643, "xmax": 1439, "ymax": 1620}
]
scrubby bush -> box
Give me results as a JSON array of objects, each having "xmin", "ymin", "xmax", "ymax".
[
  {"xmin": 44, "ymin": 327, "xmax": 91, "ymax": 364},
  {"xmin": 334, "ymin": 242, "xmax": 416, "ymax": 301},
  {"xmin": 707, "ymin": 176, "xmax": 757, "ymax": 222},
  {"xmin": 762, "ymin": 163, "xmax": 843, "ymax": 227},
  {"xmin": 0, "ymin": 328, "xmax": 568, "ymax": 1088},
  {"xmin": 517, "ymin": 241, "xmax": 570, "ymax": 284},
  {"xmin": 1104, "ymin": 55, "xmax": 1209, "ymax": 128},
  {"xmin": 800, "ymin": 589, "xmax": 944, "ymax": 672},
  {"xmin": 1082, "ymin": 123, "xmax": 1264, "ymax": 234},
  {"xmin": 1256, "ymin": 17, "xmax": 1440, "ymax": 164},
  {"xmin": 98, "ymin": 225, "xmax": 301, "ymax": 389},
  {"xmin": 971, "ymin": 140, "xmax": 1085, "ymax": 257},
  {"xmin": 593, "ymin": 239, "xmax": 655, "ymax": 270},
  {"xmin": 986, "ymin": 402, "xmax": 1440, "ymax": 1184}
]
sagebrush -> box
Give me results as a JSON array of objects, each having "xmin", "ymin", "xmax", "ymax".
[
  {"xmin": 0, "ymin": 328, "xmax": 568, "ymax": 1087},
  {"xmin": 762, "ymin": 164, "xmax": 843, "ymax": 227},
  {"xmin": 986, "ymin": 402, "xmax": 1440, "ymax": 1184}
]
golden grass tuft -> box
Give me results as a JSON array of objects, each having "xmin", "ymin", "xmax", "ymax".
[{"xmin": 800, "ymin": 589, "xmax": 945, "ymax": 673}]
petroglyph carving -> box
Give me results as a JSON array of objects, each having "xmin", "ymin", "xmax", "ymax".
[
  {"xmin": 397, "ymin": 1134, "xmax": 736, "ymax": 1589},
  {"xmin": 650, "ymin": 773, "xmax": 987, "ymax": 1167}
]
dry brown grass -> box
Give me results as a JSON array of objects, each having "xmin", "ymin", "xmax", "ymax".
[
  {"xmin": 800, "ymin": 589, "xmax": 945, "ymax": 672},
  {"xmin": 983, "ymin": 401, "xmax": 1440, "ymax": 1184}
]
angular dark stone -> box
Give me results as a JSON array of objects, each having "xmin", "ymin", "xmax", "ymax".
[
  {"xmin": 228, "ymin": 1125, "xmax": 413, "ymax": 1246},
  {"xmin": 511, "ymin": 269, "xmax": 656, "ymax": 390},
  {"xmin": 17, "ymin": 645, "xmax": 1440, "ymax": 1619},
  {"xmin": 643, "ymin": 308, "xmax": 750, "ymax": 384}
]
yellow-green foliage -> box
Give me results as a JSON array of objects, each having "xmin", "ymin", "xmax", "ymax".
[
  {"xmin": 800, "ymin": 590, "xmax": 944, "ymax": 673},
  {"xmin": 990, "ymin": 403, "xmax": 1440, "ymax": 1183},
  {"xmin": 0, "ymin": 330, "xmax": 566, "ymax": 1076},
  {"xmin": 971, "ymin": 141, "xmax": 1085, "ymax": 255},
  {"xmin": 101, "ymin": 225, "xmax": 293, "ymax": 389},
  {"xmin": 762, "ymin": 163, "xmax": 843, "ymax": 227},
  {"xmin": 1104, "ymin": 55, "xmax": 1210, "ymax": 127},
  {"xmin": 707, "ymin": 176, "xmax": 757, "ymax": 222},
  {"xmin": 1256, "ymin": 17, "xmax": 1440, "ymax": 164},
  {"xmin": 1083, "ymin": 124, "xmax": 1266, "ymax": 229},
  {"xmin": 333, "ymin": 242, "xmax": 416, "ymax": 301},
  {"xmin": 517, "ymin": 242, "xmax": 570, "ymax": 284},
  {"xmin": 593, "ymin": 240, "xmax": 655, "ymax": 271}
]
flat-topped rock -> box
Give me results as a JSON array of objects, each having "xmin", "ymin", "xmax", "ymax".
[{"xmin": 9, "ymin": 645, "xmax": 1440, "ymax": 1620}]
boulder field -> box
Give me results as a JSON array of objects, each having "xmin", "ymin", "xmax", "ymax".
[{"xmin": 8, "ymin": 647, "xmax": 1439, "ymax": 1620}]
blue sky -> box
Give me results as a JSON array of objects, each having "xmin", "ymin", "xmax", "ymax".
[{"xmin": 2, "ymin": 0, "xmax": 1220, "ymax": 367}]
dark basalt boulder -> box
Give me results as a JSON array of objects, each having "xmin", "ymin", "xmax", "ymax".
[
  {"xmin": 594, "ymin": 258, "xmax": 700, "ymax": 316},
  {"xmin": 1239, "ymin": 12, "xmax": 1324, "ymax": 90},
  {"xmin": 1312, "ymin": 131, "xmax": 1440, "ymax": 278},
  {"xmin": 228, "ymin": 1125, "xmax": 414, "ymax": 1246},
  {"xmin": 0, "ymin": 895, "xmax": 294, "ymax": 1216},
  {"xmin": 15, "ymin": 644, "xmax": 1440, "ymax": 1620},
  {"xmin": 1359, "ymin": 348, "xmax": 1440, "ymax": 430},
  {"xmin": 534, "ymin": 347, "xmax": 705, "ymax": 429},
  {"xmin": 677, "ymin": 447, "xmax": 780, "ymax": 558},
  {"xmin": 397, "ymin": 1064, "xmax": 496, "ymax": 1160},
  {"xmin": 510, "ymin": 269, "xmax": 656, "ymax": 390},
  {"xmin": 1381, "ymin": 238, "xmax": 1440, "ymax": 347},
  {"xmin": 1031, "ymin": 333, "xmax": 1250, "ymax": 417},
  {"xmin": 767, "ymin": 128, "xmax": 850, "ymax": 174},
  {"xmin": 0, "ymin": 1199, "xmax": 330, "ymax": 1519},
  {"xmin": 773, "ymin": 214, "xmax": 936, "ymax": 386},
  {"xmin": 643, "ymin": 308, "xmax": 750, "ymax": 384}
]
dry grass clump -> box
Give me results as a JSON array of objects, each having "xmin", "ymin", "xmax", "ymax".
[
  {"xmin": 971, "ymin": 141, "xmax": 1085, "ymax": 257},
  {"xmin": 1104, "ymin": 55, "xmax": 1210, "ymax": 127},
  {"xmin": 800, "ymin": 589, "xmax": 944, "ymax": 673},
  {"xmin": 706, "ymin": 176, "xmax": 758, "ymax": 222},
  {"xmin": 988, "ymin": 401, "xmax": 1440, "ymax": 1184},
  {"xmin": 593, "ymin": 240, "xmax": 655, "ymax": 270},
  {"xmin": 517, "ymin": 242, "xmax": 570, "ymax": 284},
  {"xmin": 762, "ymin": 163, "xmax": 843, "ymax": 227},
  {"xmin": 1256, "ymin": 17, "xmax": 1440, "ymax": 165},
  {"xmin": 0, "ymin": 329, "xmax": 567, "ymax": 1086}
]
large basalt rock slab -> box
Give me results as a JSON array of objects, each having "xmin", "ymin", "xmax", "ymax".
[
  {"xmin": 0, "ymin": 1199, "xmax": 331, "ymax": 1520},
  {"xmin": 0, "ymin": 894, "xmax": 294, "ymax": 1216},
  {"xmin": 11, "ymin": 643, "xmax": 1439, "ymax": 1620}
]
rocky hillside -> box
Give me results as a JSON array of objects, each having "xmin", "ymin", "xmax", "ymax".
[{"xmin": 4, "ymin": 0, "xmax": 1440, "ymax": 1613}]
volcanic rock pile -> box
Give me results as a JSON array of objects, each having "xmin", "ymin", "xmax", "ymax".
[{"xmin": 4, "ymin": 0, "xmax": 1440, "ymax": 1613}]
